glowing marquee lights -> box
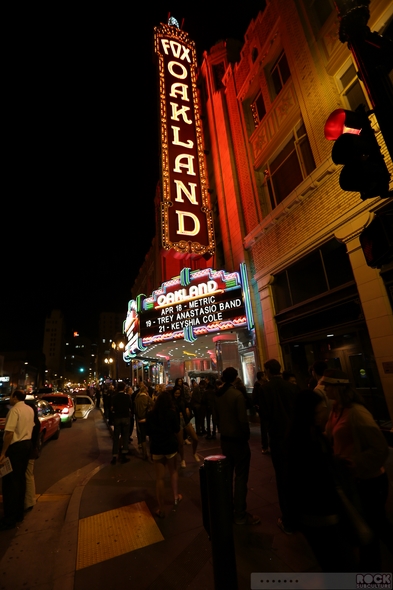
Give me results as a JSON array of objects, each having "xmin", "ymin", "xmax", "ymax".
[
  {"xmin": 123, "ymin": 264, "xmax": 254, "ymax": 358},
  {"xmin": 154, "ymin": 19, "xmax": 215, "ymax": 259}
]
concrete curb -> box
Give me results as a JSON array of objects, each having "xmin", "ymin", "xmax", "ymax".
[
  {"xmin": 52, "ymin": 410, "xmax": 113, "ymax": 589},
  {"xmin": 53, "ymin": 463, "xmax": 107, "ymax": 590}
]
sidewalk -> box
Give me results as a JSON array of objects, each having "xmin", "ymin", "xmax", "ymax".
[
  {"xmin": 74, "ymin": 412, "xmax": 322, "ymax": 590},
  {"xmin": 1, "ymin": 409, "xmax": 392, "ymax": 590},
  {"xmin": 75, "ymin": 411, "xmax": 393, "ymax": 588}
]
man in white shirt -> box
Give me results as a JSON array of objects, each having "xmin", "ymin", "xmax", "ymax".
[{"xmin": 0, "ymin": 390, "xmax": 34, "ymax": 530}]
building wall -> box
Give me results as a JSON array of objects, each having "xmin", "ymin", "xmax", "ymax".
[
  {"xmin": 98, "ymin": 311, "xmax": 127, "ymax": 379},
  {"xmin": 201, "ymin": 0, "xmax": 393, "ymax": 419},
  {"xmin": 42, "ymin": 309, "xmax": 65, "ymax": 380},
  {"xmin": 64, "ymin": 335, "xmax": 92, "ymax": 385},
  {"xmin": 200, "ymin": 44, "xmax": 248, "ymax": 274},
  {"xmin": 0, "ymin": 350, "xmax": 45, "ymax": 391}
]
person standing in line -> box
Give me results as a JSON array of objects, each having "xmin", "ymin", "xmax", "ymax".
[
  {"xmin": 190, "ymin": 380, "xmax": 204, "ymax": 435},
  {"xmin": 311, "ymin": 360, "xmax": 330, "ymax": 424},
  {"xmin": 234, "ymin": 376, "xmax": 249, "ymax": 399},
  {"xmin": 171, "ymin": 387, "xmax": 200, "ymax": 467},
  {"xmin": 110, "ymin": 382, "xmax": 132, "ymax": 465},
  {"xmin": 184, "ymin": 380, "xmax": 191, "ymax": 405},
  {"xmin": 0, "ymin": 390, "xmax": 34, "ymax": 530},
  {"xmin": 282, "ymin": 371, "xmax": 297, "ymax": 385},
  {"xmin": 173, "ymin": 378, "xmax": 188, "ymax": 402},
  {"xmin": 252, "ymin": 371, "xmax": 270, "ymax": 454},
  {"xmin": 323, "ymin": 368, "xmax": 393, "ymax": 571},
  {"xmin": 131, "ymin": 383, "xmax": 141, "ymax": 446},
  {"xmin": 134, "ymin": 383, "xmax": 154, "ymax": 460},
  {"xmin": 24, "ymin": 401, "xmax": 41, "ymax": 512},
  {"xmin": 215, "ymin": 367, "xmax": 260, "ymax": 526},
  {"xmin": 286, "ymin": 390, "xmax": 358, "ymax": 571},
  {"xmin": 152, "ymin": 383, "xmax": 165, "ymax": 405},
  {"xmin": 95, "ymin": 385, "xmax": 102, "ymax": 409},
  {"xmin": 311, "ymin": 361, "xmax": 329, "ymax": 401},
  {"xmin": 260, "ymin": 358, "xmax": 299, "ymax": 534},
  {"xmin": 103, "ymin": 384, "xmax": 114, "ymax": 423},
  {"xmin": 146, "ymin": 390, "xmax": 183, "ymax": 518},
  {"xmin": 125, "ymin": 385, "xmax": 135, "ymax": 442},
  {"xmin": 174, "ymin": 377, "xmax": 191, "ymax": 406}
]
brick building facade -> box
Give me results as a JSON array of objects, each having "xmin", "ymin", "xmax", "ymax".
[{"xmin": 199, "ymin": 0, "xmax": 393, "ymax": 421}]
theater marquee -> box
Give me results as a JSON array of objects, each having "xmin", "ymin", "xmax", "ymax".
[
  {"xmin": 154, "ymin": 17, "xmax": 215, "ymax": 259},
  {"xmin": 123, "ymin": 264, "xmax": 254, "ymax": 360}
]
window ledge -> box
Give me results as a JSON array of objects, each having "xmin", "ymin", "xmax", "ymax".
[{"xmin": 244, "ymin": 156, "xmax": 336, "ymax": 249}]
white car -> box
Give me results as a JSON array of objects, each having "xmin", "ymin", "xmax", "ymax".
[{"xmin": 74, "ymin": 395, "xmax": 95, "ymax": 419}]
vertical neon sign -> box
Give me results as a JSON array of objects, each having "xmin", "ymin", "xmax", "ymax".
[{"xmin": 154, "ymin": 18, "xmax": 215, "ymax": 259}]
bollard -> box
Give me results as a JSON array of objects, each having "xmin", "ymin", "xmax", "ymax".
[{"xmin": 199, "ymin": 455, "xmax": 238, "ymax": 590}]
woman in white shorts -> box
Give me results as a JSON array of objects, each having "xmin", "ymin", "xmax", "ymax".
[{"xmin": 146, "ymin": 389, "xmax": 183, "ymax": 517}]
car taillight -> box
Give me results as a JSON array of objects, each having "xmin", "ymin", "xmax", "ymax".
[{"xmin": 62, "ymin": 408, "xmax": 69, "ymax": 414}]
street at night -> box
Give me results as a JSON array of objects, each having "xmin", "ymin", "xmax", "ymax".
[
  {"xmin": 0, "ymin": 407, "xmax": 392, "ymax": 589},
  {"xmin": 1, "ymin": 1, "xmax": 393, "ymax": 588}
]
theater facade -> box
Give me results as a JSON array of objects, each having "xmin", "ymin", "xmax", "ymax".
[{"xmin": 124, "ymin": 5, "xmax": 393, "ymax": 424}]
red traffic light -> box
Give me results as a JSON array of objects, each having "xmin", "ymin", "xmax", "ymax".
[
  {"xmin": 324, "ymin": 109, "xmax": 362, "ymax": 141},
  {"xmin": 324, "ymin": 107, "xmax": 391, "ymax": 200}
]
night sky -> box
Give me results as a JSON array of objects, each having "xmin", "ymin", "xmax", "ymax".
[{"xmin": 2, "ymin": 3, "xmax": 264, "ymax": 351}]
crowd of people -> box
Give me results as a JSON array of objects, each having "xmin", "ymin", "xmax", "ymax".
[
  {"xmin": 99, "ymin": 359, "xmax": 392, "ymax": 571},
  {"xmin": 2, "ymin": 361, "xmax": 391, "ymax": 573},
  {"xmin": 251, "ymin": 360, "xmax": 393, "ymax": 572}
]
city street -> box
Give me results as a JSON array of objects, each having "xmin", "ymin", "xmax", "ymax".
[{"xmin": 0, "ymin": 407, "xmax": 392, "ymax": 589}]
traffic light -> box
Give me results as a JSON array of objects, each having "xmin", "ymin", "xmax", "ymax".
[
  {"xmin": 359, "ymin": 208, "xmax": 393, "ymax": 268},
  {"xmin": 324, "ymin": 107, "xmax": 391, "ymax": 200}
]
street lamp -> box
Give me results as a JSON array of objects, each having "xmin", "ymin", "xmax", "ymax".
[
  {"xmin": 104, "ymin": 357, "xmax": 114, "ymax": 379},
  {"xmin": 112, "ymin": 340, "xmax": 125, "ymax": 381}
]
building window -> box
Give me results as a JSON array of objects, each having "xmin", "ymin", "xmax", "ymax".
[
  {"xmin": 272, "ymin": 239, "xmax": 354, "ymax": 313},
  {"xmin": 212, "ymin": 62, "xmax": 225, "ymax": 91},
  {"xmin": 270, "ymin": 51, "xmax": 290, "ymax": 98},
  {"xmin": 310, "ymin": 0, "xmax": 334, "ymax": 29},
  {"xmin": 250, "ymin": 91, "xmax": 266, "ymax": 127},
  {"xmin": 338, "ymin": 61, "xmax": 368, "ymax": 111},
  {"xmin": 264, "ymin": 121, "xmax": 316, "ymax": 210}
]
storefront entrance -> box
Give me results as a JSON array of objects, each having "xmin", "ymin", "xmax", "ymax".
[
  {"xmin": 123, "ymin": 264, "xmax": 256, "ymax": 390},
  {"xmin": 282, "ymin": 327, "xmax": 390, "ymax": 423}
]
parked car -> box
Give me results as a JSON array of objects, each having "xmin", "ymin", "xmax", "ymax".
[
  {"xmin": 0, "ymin": 396, "xmax": 61, "ymax": 455},
  {"xmin": 35, "ymin": 387, "xmax": 55, "ymax": 394},
  {"xmin": 40, "ymin": 393, "xmax": 76, "ymax": 427},
  {"xmin": 74, "ymin": 395, "xmax": 95, "ymax": 419},
  {"xmin": 25, "ymin": 397, "xmax": 61, "ymax": 454},
  {"xmin": 0, "ymin": 397, "xmax": 11, "ymax": 442}
]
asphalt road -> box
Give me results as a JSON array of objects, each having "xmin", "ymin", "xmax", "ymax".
[
  {"xmin": 0, "ymin": 406, "xmax": 101, "ymax": 565},
  {"xmin": 33, "ymin": 407, "xmax": 101, "ymax": 494}
]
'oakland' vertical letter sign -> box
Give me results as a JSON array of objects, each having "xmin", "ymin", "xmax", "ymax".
[{"xmin": 154, "ymin": 18, "xmax": 215, "ymax": 259}]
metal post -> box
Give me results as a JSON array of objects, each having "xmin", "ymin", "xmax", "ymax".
[{"xmin": 199, "ymin": 455, "xmax": 238, "ymax": 590}]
